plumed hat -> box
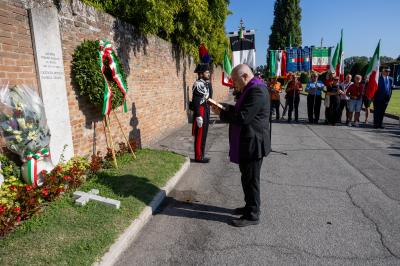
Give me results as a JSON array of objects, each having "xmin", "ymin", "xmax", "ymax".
[{"xmin": 194, "ymin": 63, "xmax": 210, "ymax": 73}]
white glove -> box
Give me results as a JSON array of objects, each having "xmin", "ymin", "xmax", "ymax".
[{"xmin": 196, "ymin": 116, "xmax": 203, "ymax": 128}]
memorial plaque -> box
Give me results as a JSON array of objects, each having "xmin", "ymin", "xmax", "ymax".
[{"xmin": 30, "ymin": 7, "xmax": 74, "ymax": 164}]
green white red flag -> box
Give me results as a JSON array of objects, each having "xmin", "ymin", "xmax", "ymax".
[
  {"xmin": 222, "ymin": 49, "xmax": 233, "ymax": 87},
  {"xmin": 312, "ymin": 47, "xmax": 331, "ymax": 73},
  {"xmin": 330, "ymin": 30, "xmax": 344, "ymax": 81},
  {"xmin": 365, "ymin": 41, "xmax": 381, "ymax": 100},
  {"xmin": 268, "ymin": 50, "xmax": 286, "ymax": 77}
]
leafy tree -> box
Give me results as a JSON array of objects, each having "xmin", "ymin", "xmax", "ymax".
[
  {"xmin": 81, "ymin": 0, "xmax": 230, "ymax": 64},
  {"xmin": 256, "ymin": 65, "xmax": 267, "ymax": 77},
  {"xmin": 344, "ymin": 56, "xmax": 368, "ymax": 77},
  {"xmin": 397, "ymin": 55, "xmax": 400, "ymax": 61},
  {"xmin": 349, "ymin": 62, "xmax": 368, "ymax": 78},
  {"xmin": 380, "ymin": 56, "xmax": 395, "ymax": 64},
  {"xmin": 268, "ymin": 0, "xmax": 302, "ymax": 50}
]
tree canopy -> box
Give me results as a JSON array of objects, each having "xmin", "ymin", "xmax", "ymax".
[
  {"xmin": 268, "ymin": 0, "xmax": 302, "ymax": 50},
  {"xmin": 82, "ymin": 0, "xmax": 230, "ymax": 64}
]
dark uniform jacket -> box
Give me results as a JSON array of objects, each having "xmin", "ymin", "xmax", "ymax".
[
  {"xmin": 192, "ymin": 79, "xmax": 213, "ymax": 117},
  {"xmin": 220, "ymin": 79, "xmax": 271, "ymax": 163}
]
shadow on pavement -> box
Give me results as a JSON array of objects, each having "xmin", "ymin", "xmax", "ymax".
[{"xmin": 156, "ymin": 197, "xmax": 235, "ymax": 224}]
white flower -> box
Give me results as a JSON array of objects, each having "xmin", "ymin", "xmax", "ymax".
[
  {"xmin": 4, "ymin": 125, "xmax": 13, "ymax": 132},
  {"xmin": 15, "ymin": 135, "xmax": 22, "ymax": 142},
  {"xmin": 15, "ymin": 103, "xmax": 23, "ymax": 112},
  {"xmin": 27, "ymin": 131, "xmax": 37, "ymax": 141},
  {"xmin": 17, "ymin": 118, "xmax": 26, "ymax": 129},
  {"xmin": 13, "ymin": 130, "xmax": 22, "ymax": 135}
]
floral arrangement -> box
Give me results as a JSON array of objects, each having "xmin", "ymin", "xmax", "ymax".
[
  {"xmin": 0, "ymin": 139, "xmax": 133, "ymax": 237},
  {"xmin": 72, "ymin": 40, "xmax": 128, "ymax": 113},
  {"xmin": 0, "ymin": 84, "xmax": 52, "ymax": 186},
  {"xmin": 0, "ymin": 156, "xmax": 90, "ymax": 236},
  {"xmin": 0, "ymin": 84, "xmax": 50, "ymax": 159}
]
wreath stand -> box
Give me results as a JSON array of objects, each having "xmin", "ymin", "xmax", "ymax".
[{"xmin": 102, "ymin": 111, "xmax": 137, "ymax": 169}]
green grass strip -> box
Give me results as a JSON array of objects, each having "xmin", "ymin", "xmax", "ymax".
[
  {"xmin": 0, "ymin": 149, "xmax": 186, "ymax": 266},
  {"xmin": 386, "ymin": 90, "xmax": 400, "ymax": 116}
]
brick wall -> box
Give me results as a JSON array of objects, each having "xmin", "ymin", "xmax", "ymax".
[
  {"xmin": 0, "ymin": 0, "xmax": 229, "ymax": 157},
  {"xmin": 0, "ymin": 0, "xmax": 37, "ymax": 87}
]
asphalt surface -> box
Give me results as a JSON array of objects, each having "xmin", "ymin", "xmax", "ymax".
[{"xmin": 116, "ymin": 95, "xmax": 400, "ymax": 266}]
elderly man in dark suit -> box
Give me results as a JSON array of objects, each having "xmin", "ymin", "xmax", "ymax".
[
  {"xmin": 211, "ymin": 64, "xmax": 271, "ymax": 227},
  {"xmin": 373, "ymin": 67, "xmax": 393, "ymax": 129}
]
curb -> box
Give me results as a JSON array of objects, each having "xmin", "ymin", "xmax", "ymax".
[{"xmin": 94, "ymin": 156, "xmax": 190, "ymax": 266}]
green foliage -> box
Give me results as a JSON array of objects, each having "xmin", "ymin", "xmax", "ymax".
[
  {"xmin": 256, "ymin": 65, "xmax": 268, "ymax": 77},
  {"xmin": 72, "ymin": 40, "xmax": 127, "ymax": 110},
  {"xmin": 0, "ymin": 149, "xmax": 185, "ymax": 265},
  {"xmin": 344, "ymin": 56, "xmax": 368, "ymax": 75},
  {"xmin": 0, "ymin": 154, "xmax": 21, "ymax": 180},
  {"xmin": 81, "ymin": 0, "xmax": 230, "ymax": 64},
  {"xmin": 269, "ymin": 0, "xmax": 302, "ymax": 50},
  {"xmin": 344, "ymin": 56, "xmax": 371, "ymax": 78},
  {"xmin": 380, "ymin": 56, "xmax": 395, "ymax": 64},
  {"xmin": 299, "ymin": 72, "xmax": 309, "ymax": 84},
  {"xmin": 349, "ymin": 62, "xmax": 368, "ymax": 78}
]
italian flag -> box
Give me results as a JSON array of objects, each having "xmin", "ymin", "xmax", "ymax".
[
  {"xmin": 269, "ymin": 50, "xmax": 286, "ymax": 77},
  {"xmin": 330, "ymin": 29, "xmax": 344, "ymax": 81},
  {"xmin": 222, "ymin": 49, "xmax": 233, "ymax": 87},
  {"xmin": 312, "ymin": 47, "xmax": 330, "ymax": 73},
  {"xmin": 365, "ymin": 41, "xmax": 381, "ymax": 100}
]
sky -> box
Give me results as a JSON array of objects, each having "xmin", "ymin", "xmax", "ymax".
[{"xmin": 225, "ymin": 0, "xmax": 400, "ymax": 67}]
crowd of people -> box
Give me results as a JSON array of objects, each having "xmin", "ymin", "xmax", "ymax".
[
  {"xmin": 189, "ymin": 64, "xmax": 394, "ymax": 227},
  {"xmin": 264, "ymin": 68, "xmax": 394, "ymax": 129}
]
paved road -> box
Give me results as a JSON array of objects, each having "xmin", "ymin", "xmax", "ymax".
[{"xmin": 116, "ymin": 95, "xmax": 400, "ymax": 265}]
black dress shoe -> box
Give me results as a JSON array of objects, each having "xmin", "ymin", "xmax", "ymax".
[
  {"xmin": 232, "ymin": 207, "xmax": 246, "ymax": 215},
  {"xmin": 194, "ymin": 158, "xmax": 210, "ymax": 163},
  {"xmin": 231, "ymin": 216, "xmax": 259, "ymax": 227}
]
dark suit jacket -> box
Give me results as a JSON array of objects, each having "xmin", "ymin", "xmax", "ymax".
[
  {"xmin": 375, "ymin": 75, "xmax": 393, "ymax": 102},
  {"xmin": 220, "ymin": 84, "xmax": 271, "ymax": 162}
]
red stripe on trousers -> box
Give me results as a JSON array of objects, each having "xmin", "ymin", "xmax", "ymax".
[{"xmin": 194, "ymin": 105, "xmax": 205, "ymax": 160}]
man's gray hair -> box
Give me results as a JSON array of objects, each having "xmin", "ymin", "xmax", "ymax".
[{"xmin": 232, "ymin": 64, "xmax": 254, "ymax": 79}]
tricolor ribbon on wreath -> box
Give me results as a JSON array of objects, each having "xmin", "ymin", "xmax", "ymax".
[
  {"xmin": 24, "ymin": 148, "xmax": 50, "ymax": 187},
  {"xmin": 97, "ymin": 40, "xmax": 128, "ymax": 116}
]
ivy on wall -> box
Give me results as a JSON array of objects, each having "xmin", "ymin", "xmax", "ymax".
[{"xmin": 81, "ymin": 0, "xmax": 231, "ymax": 64}]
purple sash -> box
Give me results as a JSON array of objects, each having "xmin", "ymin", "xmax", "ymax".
[{"xmin": 229, "ymin": 78, "xmax": 265, "ymax": 164}]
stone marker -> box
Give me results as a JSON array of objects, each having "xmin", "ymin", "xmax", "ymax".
[
  {"xmin": 73, "ymin": 189, "xmax": 121, "ymax": 209},
  {"xmin": 29, "ymin": 7, "xmax": 74, "ymax": 164}
]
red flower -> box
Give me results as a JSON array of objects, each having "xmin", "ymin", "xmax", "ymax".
[
  {"xmin": 41, "ymin": 188, "xmax": 49, "ymax": 197},
  {"xmin": 16, "ymin": 216, "xmax": 21, "ymax": 222},
  {"xmin": 40, "ymin": 170, "xmax": 48, "ymax": 176},
  {"xmin": 63, "ymin": 175, "xmax": 72, "ymax": 181},
  {"xmin": 0, "ymin": 205, "xmax": 6, "ymax": 215},
  {"xmin": 56, "ymin": 188, "xmax": 65, "ymax": 194},
  {"xmin": 13, "ymin": 207, "xmax": 21, "ymax": 213},
  {"xmin": 9, "ymin": 185, "xmax": 16, "ymax": 191},
  {"xmin": 25, "ymin": 185, "xmax": 33, "ymax": 191}
]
